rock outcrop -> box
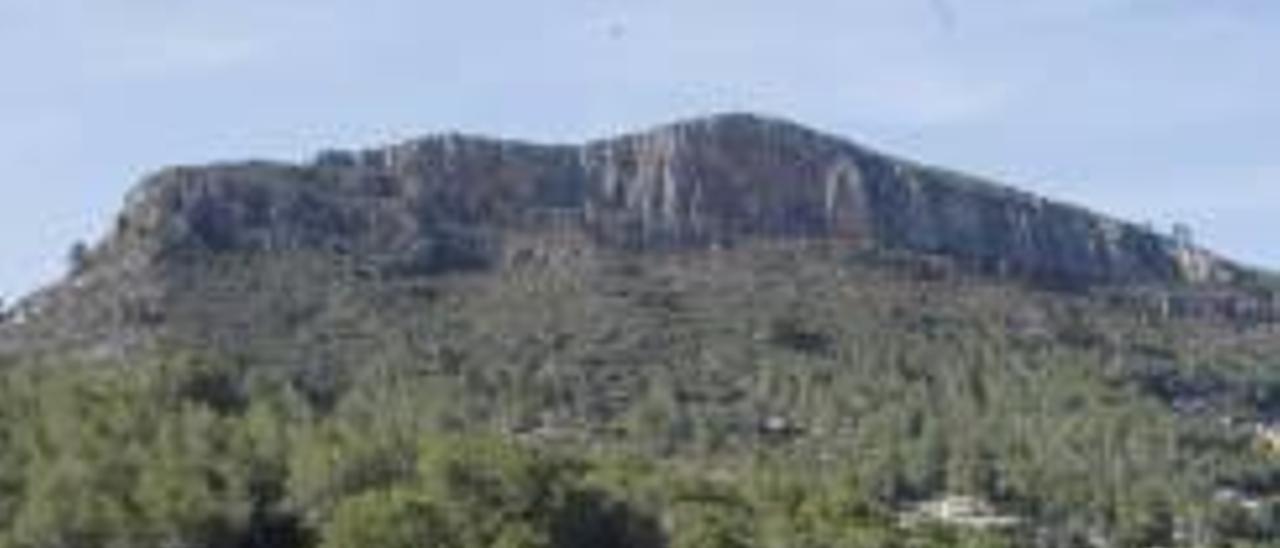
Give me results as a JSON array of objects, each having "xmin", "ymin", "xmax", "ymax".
[
  {"xmin": 3, "ymin": 113, "xmax": 1274, "ymax": 364},
  {"xmin": 105, "ymin": 113, "xmax": 1238, "ymax": 287}
]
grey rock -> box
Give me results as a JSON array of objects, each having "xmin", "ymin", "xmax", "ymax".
[{"xmin": 107, "ymin": 112, "xmax": 1239, "ymax": 287}]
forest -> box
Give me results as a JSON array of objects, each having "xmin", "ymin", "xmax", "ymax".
[
  {"xmin": 2, "ymin": 225, "xmax": 1279, "ymax": 548},
  {"xmin": 0, "ymin": 321, "xmax": 1276, "ymax": 548}
]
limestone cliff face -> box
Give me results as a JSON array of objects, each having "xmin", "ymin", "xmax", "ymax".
[{"xmin": 108, "ymin": 113, "xmax": 1237, "ymax": 287}]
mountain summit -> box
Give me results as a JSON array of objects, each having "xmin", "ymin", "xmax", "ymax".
[
  {"xmin": 110, "ymin": 112, "xmax": 1233, "ymax": 287},
  {"xmin": 1, "ymin": 113, "xmax": 1272, "ymax": 362}
]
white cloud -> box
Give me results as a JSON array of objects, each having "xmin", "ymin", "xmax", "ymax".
[
  {"xmin": 81, "ymin": 29, "xmax": 268, "ymax": 80},
  {"xmin": 0, "ymin": 0, "xmax": 299, "ymax": 82}
]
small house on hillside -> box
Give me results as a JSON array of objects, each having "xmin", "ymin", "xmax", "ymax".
[
  {"xmin": 900, "ymin": 495, "xmax": 1020, "ymax": 530},
  {"xmin": 1256, "ymin": 423, "xmax": 1280, "ymax": 454}
]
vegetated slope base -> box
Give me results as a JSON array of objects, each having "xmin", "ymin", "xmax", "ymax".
[
  {"xmin": 144, "ymin": 242, "xmax": 1279, "ymax": 426},
  {"xmin": 0, "ymin": 243, "xmax": 1278, "ymax": 548}
]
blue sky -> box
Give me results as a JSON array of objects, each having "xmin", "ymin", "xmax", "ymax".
[{"xmin": 2, "ymin": 0, "xmax": 1277, "ymax": 300}]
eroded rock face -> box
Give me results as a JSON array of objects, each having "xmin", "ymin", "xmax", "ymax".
[{"xmin": 107, "ymin": 113, "xmax": 1239, "ymax": 287}]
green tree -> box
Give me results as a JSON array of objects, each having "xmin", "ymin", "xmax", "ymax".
[{"xmin": 321, "ymin": 488, "xmax": 455, "ymax": 548}]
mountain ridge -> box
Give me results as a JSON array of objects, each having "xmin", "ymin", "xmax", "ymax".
[
  {"xmin": 2, "ymin": 112, "xmax": 1274, "ymax": 362},
  {"xmin": 104, "ymin": 112, "xmax": 1242, "ymax": 286},
  {"xmin": 2, "ymin": 113, "xmax": 1279, "ymax": 548}
]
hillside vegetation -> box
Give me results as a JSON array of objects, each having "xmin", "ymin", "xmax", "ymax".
[
  {"xmin": 0, "ymin": 115, "xmax": 1278, "ymax": 547},
  {"xmin": 1, "ymin": 245, "xmax": 1278, "ymax": 547}
]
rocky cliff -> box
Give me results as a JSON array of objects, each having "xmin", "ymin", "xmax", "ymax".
[
  {"xmin": 103, "ymin": 113, "xmax": 1236, "ymax": 288},
  {"xmin": 4, "ymin": 113, "xmax": 1270, "ymax": 362}
]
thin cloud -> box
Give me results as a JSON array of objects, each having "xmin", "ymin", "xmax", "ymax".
[{"xmin": 83, "ymin": 30, "xmax": 268, "ymax": 80}]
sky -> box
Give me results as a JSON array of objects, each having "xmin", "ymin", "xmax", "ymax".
[{"xmin": 1, "ymin": 0, "xmax": 1278, "ymax": 300}]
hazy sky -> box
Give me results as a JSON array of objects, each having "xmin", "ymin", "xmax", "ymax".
[{"xmin": 2, "ymin": 0, "xmax": 1277, "ymax": 300}]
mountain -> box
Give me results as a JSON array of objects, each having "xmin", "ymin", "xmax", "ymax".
[
  {"xmin": 2, "ymin": 112, "xmax": 1277, "ymax": 364},
  {"xmin": 80, "ymin": 112, "xmax": 1246, "ymax": 284},
  {"xmin": 1, "ymin": 113, "xmax": 1278, "ymax": 547}
]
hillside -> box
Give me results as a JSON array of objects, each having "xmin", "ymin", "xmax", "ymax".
[
  {"xmin": 0, "ymin": 113, "xmax": 1273, "ymax": 359},
  {"xmin": 0, "ymin": 113, "xmax": 1277, "ymax": 547}
]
